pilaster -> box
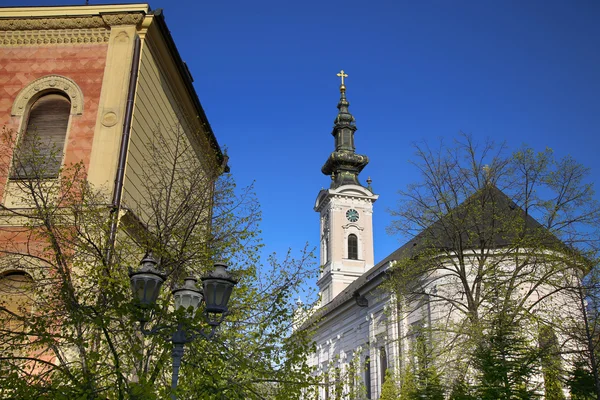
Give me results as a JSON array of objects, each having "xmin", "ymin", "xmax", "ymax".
[{"xmin": 87, "ymin": 18, "xmax": 141, "ymax": 191}]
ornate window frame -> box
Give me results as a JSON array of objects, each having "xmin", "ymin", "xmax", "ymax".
[
  {"xmin": 3, "ymin": 75, "xmax": 84, "ymax": 206},
  {"xmin": 11, "ymin": 74, "xmax": 84, "ymax": 117}
]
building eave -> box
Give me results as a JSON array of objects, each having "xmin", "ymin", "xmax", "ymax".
[
  {"xmin": 0, "ymin": 4, "xmax": 151, "ymax": 17},
  {"xmin": 150, "ymin": 10, "xmax": 228, "ymax": 172}
]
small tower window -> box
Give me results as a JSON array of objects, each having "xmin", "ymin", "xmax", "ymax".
[
  {"xmin": 348, "ymin": 234, "xmax": 358, "ymax": 260},
  {"xmin": 11, "ymin": 93, "xmax": 71, "ymax": 179}
]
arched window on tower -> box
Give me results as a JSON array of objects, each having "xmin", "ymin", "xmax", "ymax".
[
  {"xmin": 348, "ymin": 234, "xmax": 358, "ymax": 260},
  {"xmin": 0, "ymin": 271, "xmax": 34, "ymax": 332},
  {"xmin": 11, "ymin": 93, "xmax": 71, "ymax": 179}
]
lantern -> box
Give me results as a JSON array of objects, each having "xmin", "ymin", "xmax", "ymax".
[
  {"xmin": 201, "ymin": 262, "xmax": 237, "ymax": 318},
  {"xmin": 129, "ymin": 252, "xmax": 166, "ymax": 308},
  {"xmin": 172, "ymin": 277, "xmax": 203, "ymax": 314}
]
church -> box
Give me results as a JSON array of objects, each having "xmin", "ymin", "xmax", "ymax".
[{"xmin": 303, "ymin": 72, "xmax": 586, "ymax": 399}]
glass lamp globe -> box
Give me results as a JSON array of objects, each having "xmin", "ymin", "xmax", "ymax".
[
  {"xmin": 129, "ymin": 252, "xmax": 166, "ymax": 308},
  {"xmin": 201, "ymin": 262, "xmax": 237, "ymax": 318},
  {"xmin": 172, "ymin": 277, "xmax": 203, "ymax": 314}
]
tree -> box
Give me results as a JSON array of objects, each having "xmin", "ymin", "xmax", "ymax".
[
  {"xmin": 0, "ymin": 125, "xmax": 317, "ymax": 399},
  {"xmin": 471, "ymin": 303, "xmax": 540, "ymax": 399},
  {"xmin": 398, "ymin": 332, "xmax": 444, "ymax": 400},
  {"xmin": 387, "ymin": 133, "xmax": 600, "ymax": 394},
  {"xmin": 379, "ymin": 369, "xmax": 399, "ymax": 400},
  {"xmin": 562, "ymin": 263, "xmax": 600, "ymax": 400},
  {"xmin": 569, "ymin": 361, "xmax": 597, "ymax": 400}
]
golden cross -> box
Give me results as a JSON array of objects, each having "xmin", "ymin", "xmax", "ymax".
[{"xmin": 337, "ymin": 70, "xmax": 348, "ymax": 86}]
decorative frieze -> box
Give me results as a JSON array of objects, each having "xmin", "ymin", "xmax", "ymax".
[
  {"xmin": 0, "ymin": 16, "xmax": 105, "ymax": 31},
  {"xmin": 100, "ymin": 13, "xmax": 144, "ymax": 26},
  {"xmin": 0, "ymin": 13, "xmax": 144, "ymax": 31},
  {"xmin": 0, "ymin": 28, "xmax": 110, "ymax": 46}
]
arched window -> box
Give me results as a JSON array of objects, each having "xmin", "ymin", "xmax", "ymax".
[
  {"xmin": 0, "ymin": 271, "xmax": 34, "ymax": 331},
  {"xmin": 364, "ymin": 356, "xmax": 371, "ymax": 399},
  {"xmin": 348, "ymin": 234, "xmax": 358, "ymax": 260},
  {"xmin": 379, "ymin": 346, "xmax": 388, "ymax": 385},
  {"xmin": 11, "ymin": 93, "xmax": 71, "ymax": 179}
]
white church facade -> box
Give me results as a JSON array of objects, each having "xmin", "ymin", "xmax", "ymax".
[{"xmin": 301, "ymin": 72, "xmax": 585, "ymax": 399}]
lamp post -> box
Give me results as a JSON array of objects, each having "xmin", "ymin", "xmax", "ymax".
[{"xmin": 129, "ymin": 253, "xmax": 237, "ymax": 399}]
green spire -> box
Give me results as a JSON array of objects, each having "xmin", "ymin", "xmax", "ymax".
[{"xmin": 321, "ymin": 70, "xmax": 369, "ymax": 189}]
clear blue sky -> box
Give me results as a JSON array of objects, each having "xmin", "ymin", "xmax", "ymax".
[{"xmin": 7, "ymin": 0, "xmax": 600, "ymax": 283}]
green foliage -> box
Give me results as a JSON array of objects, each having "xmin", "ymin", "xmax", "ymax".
[
  {"xmin": 472, "ymin": 311, "xmax": 540, "ymax": 400},
  {"xmin": 568, "ymin": 362, "xmax": 596, "ymax": 400},
  {"xmin": 0, "ymin": 126, "xmax": 317, "ymax": 399},
  {"xmin": 399, "ymin": 365, "xmax": 418, "ymax": 400},
  {"xmin": 539, "ymin": 325, "xmax": 565, "ymax": 400},
  {"xmin": 379, "ymin": 369, "xmax": 399, "ymax": 400},
  {"xmin": 448, "ymin": 377, "xmax": 475, "ymax": 400},
  {"xmin": 399, "ymin": 334, "xmax": 444, "ymax": 400},
  {"xmin": 387, "ymin": 133, "xmax": 600, "ymax": 396}
]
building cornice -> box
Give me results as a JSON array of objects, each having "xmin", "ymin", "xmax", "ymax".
[
  {"xmin": 0, "ymin": 13, "xmax": 144, "ymax": 31},
  {"xmin": 0, "ymin": 16, "xmax": 106, "ymax": 31},
  {"xmin": 0, "ymin": 8, "xmax": 146, "ymax": 47},
  {"xmin": 0, "ymin": 4, "xmax": 149, "ymax": 19},
  {"xmin": 0, "ymin": 3, "xmax": 148, "ymax": 35},
  {"xmin": 0, "ymin": 28, "xmax": 110, "ymax": 46}
]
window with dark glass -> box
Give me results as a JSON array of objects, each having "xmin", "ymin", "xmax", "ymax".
[
  {"xmin": 348, "ymin": 234, "xmax": 358, "ymax": 260},
  {"xmin": 379, "ymin": 346, "xmax": 388, "ymax": 384},
  {"xmin": 365, "ymin": 356, "xmax": 371, "ymax": 399},
  {"xmin": 11, "ymin": 93, "xmax": 70, "ymax": 179}
]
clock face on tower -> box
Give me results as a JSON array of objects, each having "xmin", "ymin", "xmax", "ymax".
[{"xmin": 346, "ymin": 208, "xmax": 359, "ymax": 222}]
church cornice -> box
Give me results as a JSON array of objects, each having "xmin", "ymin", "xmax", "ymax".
[
  {"xmin": 314, "ymin": 186, "xmax": 378, "ymax": 212},
  {"xmin": 0, "ymin": 12, "xmax": 144, "ymax": 31},
  {"xmin": 0, "ymin": 28, "xmax": 110, "ymax": 47},
  {"xmin": 0, "ymin": 6, "xmax": 146, "ymax": 47},
  {"xmin": 0, "ymin": 10, "xmax": 148, "ymax": 47},
  {"xmin": 0, "ymin": 16, "xmax": 106, "ymax": 31}
]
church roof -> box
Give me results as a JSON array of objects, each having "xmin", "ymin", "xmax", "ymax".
[{"xmin": 301, "ymin": 184, "xmax": 568, "ymax": 329}]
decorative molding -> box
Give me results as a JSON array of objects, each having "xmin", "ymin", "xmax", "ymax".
[
  {"xmin": 0, "ymin": 28, "xmax": 110, "ymax": 46},
  {"xmin": 0, "ymin": 13, "xmax": 144, "ymax": 32},
  {"xmin": 12, "ymin": 75, "xmax": 84, "ymax": 116},
  {"xmin": 101, "ymin": 111, "xmax": 118, "ymax": 127},
  {"xmin": 0, "ymin": 16, "xmax": 105, "ymax": 31},
  {"xmin": 101, "ymin": 13, "xmax": 144, "ymax": 26},
  {"xmin": 0, "ymin": 12, "xmax": 144, "ymax": 34},
  {"xmin": 343, "ymin": 223, "xmax": 364, "ymax": 231}
]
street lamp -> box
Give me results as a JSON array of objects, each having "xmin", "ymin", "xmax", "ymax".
[{"xmin": 129, "ymin": 252, "xmax": 238, "ymax": 399}]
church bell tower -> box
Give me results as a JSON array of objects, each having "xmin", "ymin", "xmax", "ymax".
[{"xmin": 315, "ymin": 71, "xmax": 378, "ymax": 304}]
